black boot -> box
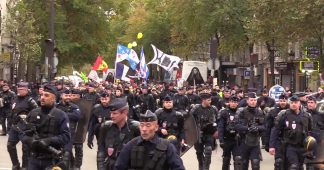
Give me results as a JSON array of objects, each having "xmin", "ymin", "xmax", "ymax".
[
  {"xmin": 7, "ymin": 142, "xmax": 20, "ymax": 170},
  {"xmin": 74, "ymin": 144, "xmax": 83, "ymax": 169},
  {"xmin": 222, "ymin": 157, "xmax": 231, "ymax": 170}
]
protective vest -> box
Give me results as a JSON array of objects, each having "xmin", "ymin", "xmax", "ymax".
[
  {"xmin": 156, "ymin": 108, "xmax": 183, "ymax": 139},
  {"xmin": 129, "ymin": 138, "xmax": 169, "ymax": 170},
  {"xmin": 241, "ymin": 107, "xmax": 265, "ymax": 146},
  {"xmin": 283, "ymin": 110, "xmax": 311, "ymax": 146}
]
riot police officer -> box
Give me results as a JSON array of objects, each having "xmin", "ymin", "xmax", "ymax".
[
  {"xmin": 155, "ymin": 95, "xmax": 185, "ymax": 153},
  {"xmin": 265, "ymin": 94, "xmax": 289, "ymax": 170},
  {"xmin": 218, "ymin": 96, "xmax": 239, "ymax": 170},
  {"xmin": 257, "ymin": 89, "xmax": 276, "ymax": 110},
  {"xmin": 97, "ymin": 97, "xmax": 140, "ymax": 170},
  {"xmin": 269, "ymin": 95, "xmax": 313, "ymax": 169},
  {"xmin": 186, "ymin": 86, "xmax": 200, "ymax": 107},
  {"xmin": 7, "ymin": 82, "xmax": 38, "ymax": 170},
  {"xmin": 56, "ymin": 89, "xmax": 81, "ymax": 169},
  {"xmin": 234, "ymin": 92, "xmax": 266, "ymax": 170},
  {"xmin": 114, "ymin": 110, "xmax": 185, "ymax": 170},
  {"xmin": 83, "ymin": 82, "xmax": 100, "ymax": 105},
  {"xmin": 87, "ymin": 92, "xmax": 111, "ymax": 149},
  {"xmin": 21, "ymin": 84, "xmax": 70, "ymax": 170},
  {"xmin": 159, "ymin": 82, "xmax": 176, "ymax": 107},
  {"xmin": 190, "ymin": 91, "xmax": 218, "ymax": 170},
  {"xmin": 306, "ymin": 96, "xmax": 324, "ymax": 170},
  {"xmin": 137, "ymin": 86, "xmax": 156, "ymax": 113},
  {"xmin": 173, "ymin": 87, "xmax": 190, "ymax": 113},
  {"xmin": 0, "ymin": 82, "xmax": 15, "ymax": 135}
]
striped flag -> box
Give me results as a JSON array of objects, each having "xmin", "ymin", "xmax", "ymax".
[{"xmin": 139, "ymin": 47, "xmax": 149, "ymax": 80}]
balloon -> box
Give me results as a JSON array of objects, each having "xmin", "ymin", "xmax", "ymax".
[
  {"xmin": 137, "ymin": 32, "xmax": 143, "ymax": 39},
  {"xmin": 132, "ymin": 41, "xmax": 137, "ymax": 47},
  {"xmin": 128, "ymin": 43, "xmax": 133, "ymax": 48}
]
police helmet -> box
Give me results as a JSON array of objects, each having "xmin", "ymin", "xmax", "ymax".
[{"xmin": 304, "ymin": 136, "xmax": 317, "ymax": 151}]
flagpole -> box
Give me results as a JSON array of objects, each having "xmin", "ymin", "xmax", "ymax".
[{"xmin": 114, "ymin": 44, "xmax": 118, "ymax": 85}]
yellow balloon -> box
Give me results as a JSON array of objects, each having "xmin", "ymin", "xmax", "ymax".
[
  {"xmin": 132, "ymin": 41, "xmax": 137, "ymax": 47},
  {"xmin": 137, "ymin": 32, "xmax": 143, "ymax": 39},
  {"xmin": 127, "ymin": 43, "xmax": 133, "ymax": 48}
]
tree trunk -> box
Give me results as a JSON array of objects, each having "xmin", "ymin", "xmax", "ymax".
[{"xmin": 266, "ymin": 39, "xmax": 276, "ymax": 87}]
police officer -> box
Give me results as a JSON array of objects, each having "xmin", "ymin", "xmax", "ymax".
[
  {"xmin": 0, "ymin": 82, "xmax": 15, "ymax": 135},
  {"xmin": 234, "ymin": 92, "xmax": 266, "ymax": 170},
  {"xmin": 114, "ymin": 110, "xmax": 185, "ymax": 170},
  {"xmin": 56, "ymin": 89, "xmax": 81, "ymax": 169},
  {"xmin": 220, "ymin": 89, "xmax": 232, "ymax": 109},
  {"xmin": 173, "ymin": 87, "xmax": 190, "ymax": 113},
  {"xmin": 7, "ymin": 82, "xmax": 38, "ymax": 170},
  {"xmin": 87, "ymin": 92, "xmax": 111, "ymax": 149},
  {"xmin": 190, "ymin": 91, "xmax": 218, "ymax": 170},
  {"xmin": 218, "ymin": 96, "xmax": 239, "ymax": 170},
  {"xmin": 159, "ymin": 82, "xmax": 176, "ymax": 107},
  {"xmin": 265, "ymin": 94, "xmax": 289, "ymax": 170},
  {"xmin": 21, "ymin": 84, "xmax": 70, "ymax": 170},
  {"xmin": 269, "ymin": 95, "xmax": 313, "ymax": 169},
  {"xmin": 257, "ymin": 89, "xmax": 275, "ymax": 110},
  {"xmin": 306, "ymin": 95, "xmax": 324, "ymax": 170},
  {"xmin": 97, "ymin": 97, "xmax": 140, "ymax": 170},
  {"xmin": 155, "ymin": 95, "xmax": 185, "ymax": 153},
  {"xmin": 138, "ymin": 85, "xmax": 156, "ymax": 114},
  {"xmin": 83, "ymin": 82, "xmax": 100, "ymax": 105},
  {"xmin": 186, "ymin": 86, "xmax": 200, "ymax": 107}
]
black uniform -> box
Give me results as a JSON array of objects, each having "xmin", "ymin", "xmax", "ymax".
[
  {"xmin": 173, "ymin": 93, "xmax": 190, "ymax": 113},
  {"xmin": 114, "ymin": 110, "xmax": 185, "ymax": 170},
  {"xmin": 257, "ymin": 96, "xmax": 276, "ymax": 110},
  {"xmin": 270, "ymin": 98, "xmax": 312, "ymax": 169},
  {"xmin": 138, "ymin": 93, "xmax": 156, "ymax": 113},
  {"xmin": 21, "ymin": 105, "xmax": 71, "ymax": 170},
  {"xmin": 155, "ymin": 108, "xmax": 185, "ymax": 152},
  {"xmin": 218, "ymin": 106, "xmax": 238, "ymax": 170},
  {"xmin": 87, "ymin": 103, "xmax": 111, "ymax": 149},
  {"xmin": 83, "ymin": 91, "xmax": 100, "ymax": 106},
  {"xmin": 190, "ymin": 102, "xmax": 218, "ymax": 170},
  {"xmin": 234, "ymin": 106, "xmax": 266, "ymax": 170},
  {"xmin": 264, "ymin": 103, "xmax": 289, "ymax": 170},
  {"xmin": 0, "ymin": 89, "xmax": 15, "ymax": 134},
  {"xmin": 97, "ymin": 120, "xmax": 140, "ymax": 170},
  {"xmin": 56, "ymin": 101, "xmax": 81, "ymax": 169},
  {"xmin": 187, "ymin": 93, "xmax": 201, "ymax": 106},
  {"xmin": 8, "ymin": 86, "xmax": 38, "ymax": 170}
]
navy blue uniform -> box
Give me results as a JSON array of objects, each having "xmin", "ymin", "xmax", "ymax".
[
  {"xmin": 173, "ymin": 93, "xmax": 189, "ymax": 112},
  {"xmin": 7, "ymin": 95, "xmax": 38, "ymax": 169},
  {"xmin": 155, "ymin": 108, "xmax": 185, "ymax": 153},
  {"xmin": 21, "ymin": 106, "xmax": 70, "ymax": 170},
  {"xmin": 191, "ymin": 104, "xmax": 218, "ymax": 170},
  {"xmin": 0, "ymin": 90, "xmax": 15, "ymax": 134},
  {"xmin": 97, "ymin": 120, "xmax": 140, "ymax": 170},
  {"xmin": 56, "ymin": 101, "xmax": 81, "ymax": 169},
  {"xmin": 114, "ymin": 135, "xmax": 185, "ymax": 170},
  {"xmin": 218, "ymin": 107, "xmax": 238, "ymax": 170},
  {"xmin": 87, "ymin": 103, "xmax": 111, "ymax": 148},
  {"xmin": 270, "ymin": 108, "xmax": 312, "ymax": 169},
  {"xmin": 234, "ymin": 106, "xmax": 266, "ymax": 170}
]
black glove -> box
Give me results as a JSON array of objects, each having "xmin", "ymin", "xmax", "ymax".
[
  {"xmin": 87, "ymin": 141, "xmax": 93, "ymax": 149},
  {"xmin": 31, "ymin": 138, "xmax": 50, "ymax": 151},
  {"xmin": 219, "ymin": 142, "xmax": 224, "ymax": 149},
  {"xmin": 248, "ymin": 126, "xmax": 258, "ymax": 133},
  {"xmin": 264, "ymin": 144, "xmax": 269, "ymax": 152}
]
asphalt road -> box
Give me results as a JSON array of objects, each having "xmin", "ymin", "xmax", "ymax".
[{"xmin": 0, "ymin": 130, "xmax": 276, "ymax": 170}]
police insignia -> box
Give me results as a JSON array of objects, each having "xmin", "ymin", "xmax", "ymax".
[
  {"xmin": 230, "ymin": 116, "xmax": 234, "ymax": 121},
  {"xmin": 285, "ymin": 121, "xmax": 289, "ymax": 127},
  {"xmin": 12, "ymin": 103, "xmax": 16, "ymax": 109},
  {"xmin": 98, "ymin": 117, "xmax": 102, "ymax": 123},
  {"xmin": 107, "ymin": 147, "xmax": 114, "ymax": 156},
  {"xmin": 292, "ymin": 122, "xmax": 296, "ymax": 129}
]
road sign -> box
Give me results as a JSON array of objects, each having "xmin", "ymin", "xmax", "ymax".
[{"xmin": 269, "ymin": 85, "xmax": 285, "ymax": 102}]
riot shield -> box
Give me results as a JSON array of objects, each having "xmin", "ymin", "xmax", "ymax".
[
  {"xmin": 73, "ymin": 99, "xmax": 93, "ymax": 143},
  {"xmin": 181, "ymin": 113, "xmax": 199, "ymax": 156}
]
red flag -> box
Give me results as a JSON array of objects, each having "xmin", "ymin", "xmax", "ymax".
[{"xmin": 92, "ymin": 56, "xmax": 103, "ymax": 70}]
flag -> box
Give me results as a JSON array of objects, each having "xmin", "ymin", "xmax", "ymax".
[
  {"xmin": 88, "ymin": 70, "xmax": 100, "ymax": 83},
  {"xmin": 80, "ymin": 72, "xmax": 88, "ymax": 82},
  {"xmin": 148, "ymin": 44, "xmax": 181, "ymax": 71},
  {"xmin": 139, "ymin": 47, "xmax": 149, "ymax": 80},
  {"xmin": 115, "ymin": 62, "xmax": 130, "ymax": 82},
  {"xmin": 116, "ymin": 44, "xmax": 139, "ymax": 70},
  {"xmin": 92, "ymin": 56, "xmax": 108, "ymax": 72}
]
